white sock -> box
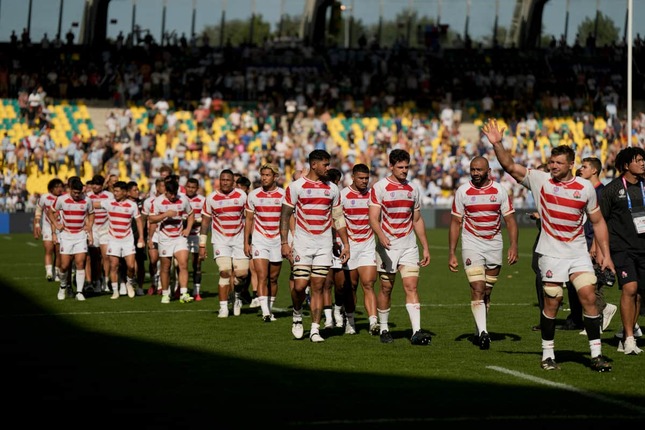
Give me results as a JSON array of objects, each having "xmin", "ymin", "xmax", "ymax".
[
  {"xmin": 541, "ymin": 339, "xmax": 555, "ymax": 361},
  {"xmin": 471, "ymin": 300, "xmax": 487, "ymax": 335},
  {"xmin": 259, "ymin": 296, "xmax": 270, "ymax": 316},
  {"xmin": 75, "ymin": 269, "xmax": 85, "ymax": 293},
  {"xmin": 378, "ymin": 308, "xmax": 390, "ymax": 333},
  {"xmin": 405, "ymin": 303, "xmax": 421, "ymax": 333}
]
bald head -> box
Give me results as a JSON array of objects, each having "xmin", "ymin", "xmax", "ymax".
[{"xmin": 470, "ymin": 156, "xmax": 491, "ymax": 187}]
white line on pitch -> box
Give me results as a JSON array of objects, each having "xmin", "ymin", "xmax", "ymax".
[
  {"xmin": 487, "ymin": 366, "xmax": 645, "ymax": 414},
  {"xmin": 26, "ymin": 242, "xmax": 38, "ymax": 247}
]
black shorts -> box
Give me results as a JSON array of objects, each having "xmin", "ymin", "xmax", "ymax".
[{"xmin": 612, "ymin": 250, "xmax": 645, "ymax": 292}]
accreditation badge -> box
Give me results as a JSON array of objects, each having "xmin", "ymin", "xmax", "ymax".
[{"xmin": 631, "ymin": 210, "xmax": 645, "ymax": 234}]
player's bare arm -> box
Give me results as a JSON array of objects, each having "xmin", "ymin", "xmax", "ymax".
[{"xmin": 483, "ymin": 118, "xmax": 527, "ymax": 183}]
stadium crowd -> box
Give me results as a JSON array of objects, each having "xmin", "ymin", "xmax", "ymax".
[{"xmin": 1, "ymin": 29, "xmax": 645, "ymax": 212}]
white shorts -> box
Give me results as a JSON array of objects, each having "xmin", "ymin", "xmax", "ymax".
[
  {"xmin": 41, "ymin": 222, "xmax": 54, "ymax": 242},
  {"xmin": 107, "ymin": 236, "xmax": 136, "ymax": 258},
  {"xmin": 376, "ymin": 243, "xmax": 419, "ymax": 274},
  {"xmin": 346, "ymin": 239, "xmax": 377, "ymax": 271},
  {"xmin": 252, "ymin": 243, "xmax": 283, "ymax": 263},
  {"xmin": 212, "ymin": 231, "xmax": 246, "ymax": 259},
  {"xmin": 91, "ymin": 223, "xmax": 110, "ymax": 247},
  {"xmin": 158, "ymin": 236, "xmax": 188, "ymax": 257},
  {"xmin": 292, "ymin": 242, "xmax": 333, "ymax": 267},
  {"xmin": 461, "ymin": 246, "xmax": 502, "ymax": 269},
  {"xmin": 59, "ymin": 231, "xmax": 88, "ymax": 255},
  {"xmin": 538, "ymin": 254, "xmax": 594, "ymax": 284},
  {"xmin": 187, "ymin": 235, "xmax": 200, "ymax": 254}
]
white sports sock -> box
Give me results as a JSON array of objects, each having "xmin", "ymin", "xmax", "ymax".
[
  {"xmin": 541, "ymin": 339, "xmax": 555, "ymax": 361},
  {"xmin": 471, "ymin": 300, "xmax": 487, "ymax": 335},
  {"xmin": 75, "ymin": 269, "xmax": 85, "ymax": 293},
  {"xmin": 378, "ymin": 308, "xmax": 390, "ymax": 333},
  {"xmin": 259, "ymin": 296, "xmax": 270, "ymax": 316},
  {"xmin": 405, "ymin": 303, "xmax": 421, "ymax": 333}
]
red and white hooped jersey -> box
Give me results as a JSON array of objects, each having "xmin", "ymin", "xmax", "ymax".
[
  {"xmin": 52, "ymin": 193, "xmax": 94, "ymax": 234},
  {"xmin": 151, "ymin": 194, "xmax": 193, "ymax": 239},
  {"xmin": 203, "ymin": 188, "xmax": 247, "ymax": 237},
  {"xmin": 340, "ymin": 186, "xmax": 373, "ymax": 243},
  {"xmin": 284, "ymin": 176, "xmax": 340, "ymax": 243},
  {"xmin": 245, "ymin": 187, "xmax": 286, "ymax": 240},
  {"xmin": 37, "ymin": 192, "xmax": 58, "ymax": 228},
  {"xmin": 451, "ymin": 180, "xmax": 514, "ymax": 243},
  {"xmin": 187, "ymin": 194, "xmax": 206, "ymax": 236},
  {"xmin": 522, "ymin": 169, "xmax": 597, "ymax": 256},
  {"xmin": 87, "ymin": 190, "xmax": 114, "ymax": 227},
  {"xmin": 100, "ymin": 198, "xmax": 140, "ymax": 239},
  {"xmin": 369, "ymin": 177, "xmax": 420, "ymax": 249}
]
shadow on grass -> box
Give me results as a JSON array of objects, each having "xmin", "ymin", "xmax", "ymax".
[{"xmin": 2, "ymin": 279, "xmax": 644, "ymax": 428}]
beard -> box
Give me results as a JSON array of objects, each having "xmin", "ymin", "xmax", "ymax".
[{"xmin": 472, "ymin": 172, "xmax": 488, "ymax": 186}]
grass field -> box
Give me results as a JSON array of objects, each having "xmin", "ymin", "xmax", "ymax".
[{"xmin": 2, "ymin": 229, "xmax": 644, "ymax": 428}]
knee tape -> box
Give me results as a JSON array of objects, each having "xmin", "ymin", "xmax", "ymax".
[
  {"xmin": 399, "ymin": 265, "xmax": 419, "ymax": 278},
  {"xmin": 379, "ymin": 272, "xmax": 396, "ymax": 284},
  {"xmin": 572, "ymin": 272, "xmax": 597, "ymax": 291},
  {"xmin": 292, "ymin": 266, "xmax": 311, "ymax": 280},
  {"xmin": 215, "ymin": 256, "xmax": 232, "ymax": 272},
  {"xmin": 311, "ymin": 265, "xmax": 329, "ymax": 278},
  {"xmin": 465, "ymin": 266, "xmax": 486, "ymax": 283},
  {"xmin": 543, "ymin": 284, "xmax": 564, "ymax": 298},
  {"xmin": 233, "ymin": 258, "xmax": 249, "ymax": 277},
  {"xmin": 485, "ymin": 274, "xmax": 498, "ymax": 288}
]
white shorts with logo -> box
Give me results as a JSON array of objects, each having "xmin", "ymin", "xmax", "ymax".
[
  {"xmin": 107, "ymin": 236, "xmax": 136, "ymax": 258},
  {"xmin": 376, "ymin": 243, "xmax": 419, "ymax": 274},
  {"xmin": 158, "ymin": 236, "xmax": 188, "ymax": 258},
  {"xmin": 538, "ymin": 254, "xmax": 594, "ymax": 284},
  {"xmin": 212, "ymin": 230, "xmax": 246, "ymax": 259},
  {"xmin": 59, "ymin": 231, "xmax": 89, "ymax": 255},
  {"xmin": 251, "ymin": 233, "xmax": 282, "ymax": 263},
  {"xmin": 292, "ymin": 242, "xmax": 333, "ymax": 268},
  {"xmin": 461, "ymin": 247, "xmax": 502, "ymax": 269},
  {"xmin": 347, "ymin": 239, "xmax": 377, "ymax": 271}
]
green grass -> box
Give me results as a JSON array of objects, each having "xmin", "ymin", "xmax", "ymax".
[{"xmin": 2, "ymin": 229, "xmax": 644, "ymax": 428}]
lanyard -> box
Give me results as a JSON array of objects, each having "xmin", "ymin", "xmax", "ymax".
[{"xmin": 621, "ymin": 176, "xmax": 645, "ymax": 210}]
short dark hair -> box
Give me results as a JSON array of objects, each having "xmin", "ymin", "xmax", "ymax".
[
  {"xmin": 389, "ymin": 149, "xmax": 410, "ymax": 166},
  {"xmin": 91, "ymin": 175, "xmax": 105, "ymax": 185},
  {"xmin": 69, "ymin": 177, "xmax": 83, "ymax": 191},
  {"xmin": 165, "ymin": 179, "xmax": 179, "ymax": 194},
  {"xmin": 187, "ymin": 177, "xmax": 199, "ymax": 186},
  {"xmin": 551, "ymin": 145, "xmax": 575, "ymax": 163},
  {"xmin": 236, "ymin": 176, "xmax": 251, "ymax": 188},
  {"xmin": 220, "ymin": 169, "xmax": 235, "ymax": 179},
  {"xmin": 327, "ymin": 168, "xmax": 342, "ymax": 183},
  {"xmin": 615, "ymin": 147, "xmax": 645, "ymax": 174},
  {"xmin": 582, "ymin": 157, "xmax": 602, "ymax": 176},
  {"xmin": 309, "ymin": 149, "xmax": 331, "ymax": 164},
  {"xmin": 113, "ymin": 181, "xmax": 128, "ymax": 191},
  {"xmin": 352, "ymin": 163, "xmax": 370, "ymax": 175}
]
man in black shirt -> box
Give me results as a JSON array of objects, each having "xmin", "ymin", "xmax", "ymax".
[{"xmin": 600, "ymin": 147, "xmax": 645, "ymax": 355}]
